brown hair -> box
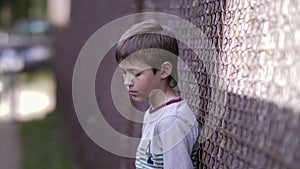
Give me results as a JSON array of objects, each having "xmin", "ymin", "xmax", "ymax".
[{"xmin": 115, "ymin": 19, "xmax": 179, "ymax": 88}]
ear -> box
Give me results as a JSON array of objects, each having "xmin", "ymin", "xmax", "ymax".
[{"xmin": 160, "ymin": 62, "xmax": 173, "ymax": 79}]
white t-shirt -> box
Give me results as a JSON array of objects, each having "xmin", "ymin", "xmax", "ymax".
[{"xmin": 135, "ymin": 98, "xmax": 199, "ymax": 169}]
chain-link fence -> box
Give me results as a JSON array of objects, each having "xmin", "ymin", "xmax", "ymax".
[{"xmin": 145, "ymin": 0, "xmax": 300, "ymax": 168}]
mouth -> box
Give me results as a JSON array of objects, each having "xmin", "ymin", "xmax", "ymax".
[{"xmin": 129, "ymin": 91, "xmax": 138, "ymax": 95}]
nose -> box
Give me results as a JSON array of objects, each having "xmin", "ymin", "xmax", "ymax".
[{"xmin": 123, "ymin": 74, "xmax": 133, "ymax": 87}]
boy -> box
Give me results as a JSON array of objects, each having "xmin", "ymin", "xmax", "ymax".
[{"xmin": 115, "ymin": 19, "xmax": 199, "ymax": 169}]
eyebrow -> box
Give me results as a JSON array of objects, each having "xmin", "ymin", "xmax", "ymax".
[
  {"xmin": 121, "ymin": 65, "xmax": 151, "ymax": 71},
  {"xmin": 120, "ymin": 68, "xmax": 143, "ymax": 74},
  {"xmin": 125, "ymin": 68, "xmax": 140, "ymax": 71}
]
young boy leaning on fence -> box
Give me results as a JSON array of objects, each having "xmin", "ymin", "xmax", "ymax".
[{"xmin": 115, "ymin": 19, "xmax": 199, "ymax": 169}]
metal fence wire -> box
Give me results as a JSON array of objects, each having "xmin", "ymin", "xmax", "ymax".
[{"xmin": 144, "ymin": 0, "xmax": 300, "ymax": 168}]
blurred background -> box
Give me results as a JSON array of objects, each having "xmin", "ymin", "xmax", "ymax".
[
  {"xmin": 0, "ymin": 0, "xmax": 73, "ymax": 169},
  {"xmin": 0, "ymin": 0, "xmax": 140, "ymax": 168},
  {"xmin": 0, "ymin": 0, "xmax": 300, "ymax": 169}
]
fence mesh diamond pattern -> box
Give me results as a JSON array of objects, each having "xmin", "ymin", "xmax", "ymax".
[{"xmin": 146, "ymin": 0, "xmax": 300, "ymax": 168}]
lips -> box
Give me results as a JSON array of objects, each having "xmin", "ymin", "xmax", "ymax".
[{"xmin": 129, "ymin": 90, "xmax": 138, "ymax": 95}]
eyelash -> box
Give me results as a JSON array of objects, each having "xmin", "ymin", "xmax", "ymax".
[
  {"xmin": 122, "ymin": 71, "xmax": 142, "ymax": 77},
  {"xmin": 134, "ymin": 72, "xmax": 142, "ymax": 77}
]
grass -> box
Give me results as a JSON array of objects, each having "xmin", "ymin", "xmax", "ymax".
[{"xmin": 19, "ymin": 112, "xmax": 74, "ymax": 169}]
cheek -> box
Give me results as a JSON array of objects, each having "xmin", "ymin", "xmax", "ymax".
[
  {"xmin": 136, "ymin": 80, "xmax": 151, "ymax": 91},
  {"xmin": 135, "ymin": 77, "xmax": 155, "ymax": 92}
]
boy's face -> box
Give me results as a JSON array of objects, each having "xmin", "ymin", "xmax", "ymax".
[{"xmin": 119, "ymin": 59, "xmax": 162, "ymax": 102}]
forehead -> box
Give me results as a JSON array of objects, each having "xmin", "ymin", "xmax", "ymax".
[{"xmin": 119, "ymin": 59, "xmax": 152, "ymax": 71}]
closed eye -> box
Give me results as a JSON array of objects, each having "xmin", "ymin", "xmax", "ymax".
[
  {"xmin": 121, "ymin": 68, "xmax": 147, "ymax": 78},
  {"xmin": 134, "ymin": 72, "xmax": 142, "ymax": 77}
]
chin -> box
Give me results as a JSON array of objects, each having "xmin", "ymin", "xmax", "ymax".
[{"xmin": 131, "ymin": 96, "xmax": 147, "ymax": 102}]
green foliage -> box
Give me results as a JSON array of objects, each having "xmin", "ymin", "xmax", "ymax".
[
  {"xmin": 0, "ymin": 0, "xmax": 47, "ymax": 27},
  {"xmin": 29, "ymin": 0, "xmax": 47, "ymax": 19},
  {"xmin": 20, "ymin": 112, "xmax": 74, "ymax": 169}
]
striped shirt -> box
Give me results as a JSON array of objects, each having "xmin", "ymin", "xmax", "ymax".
[{"xmin": 135, "ymin": 98, "xmax": 199, "ymax": 169}]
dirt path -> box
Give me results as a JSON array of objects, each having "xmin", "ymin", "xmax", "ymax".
[{"xmin": 0, "ymin": 121, "xmax": 22, "ymax": 169}]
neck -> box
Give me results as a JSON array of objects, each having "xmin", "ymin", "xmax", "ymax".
[{"xmin": 148, "ymin": 87, "xmax": 178, "ymax": 109}]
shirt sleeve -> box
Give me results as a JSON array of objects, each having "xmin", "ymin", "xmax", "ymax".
[{"xmin": 157, "ymin": 116, "xmax": 199, "ymax": 169}]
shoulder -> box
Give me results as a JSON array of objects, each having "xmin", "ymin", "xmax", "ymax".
[
  {"xmin": 156, "ymin": 100, "xmax": 198, "ymax": 133},
  {"xmin": 160, "ymin": 100, "xmax": 197, "ymax": 125}
]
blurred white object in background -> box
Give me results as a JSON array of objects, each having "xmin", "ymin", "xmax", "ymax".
[
  {"xmin": 0, "ymin": 48, "xmax": 25, "ymax": 73},
  {"xmin": 0, "ymin": 85, "xmax": 55, "ymax": 122},
  {"xmin": 25, "ymin": 46, "xmax": 52, "ymax": 64},
  {"xmin": 48, "ymin": 0, "xmax": 71, "ymax": 27}
]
